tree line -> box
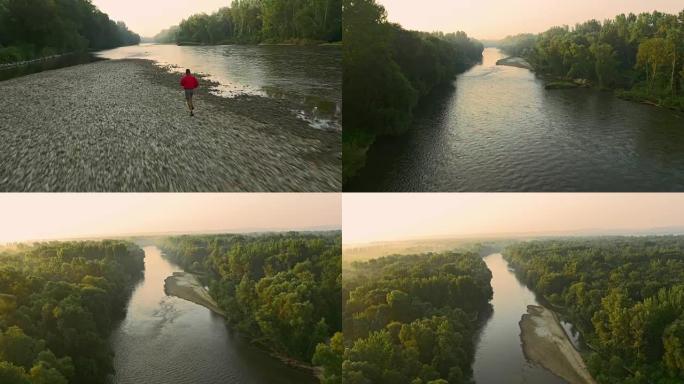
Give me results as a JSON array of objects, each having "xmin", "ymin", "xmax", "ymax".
[
  {"xmin": 504, "ymin": 237, "xmax": 684, "ymax": 383},
  {"xmin": 343, "ymin": 0, "xmax": 484, "ymax": 185},
  {"xmin": 157, "ymin": 231, "xmax": 341, "ymax": 366},
  {"xmin": 0, "ymin": 241, "xmax": 145, "ymax": 384},
  {"xmin": 0, "ymin": 0, "xmax": 140, "ymax": 64},
  {"xmin": 498, "ymin": 10, "xmax": 684, "ymax": 109},
  {"xmin": 154, "ymin": 0, "xmax": 342, "ymax": 45},
  {"xmin": 314, "ymin": 251, "xmax": 493, "ymax": 383}
]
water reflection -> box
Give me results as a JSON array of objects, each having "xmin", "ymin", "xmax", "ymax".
[
  {"xmin": 473, "ymin": 253, "xmax": 566, "ymax": 384},
  {"xmin": 110, "ymin": 246, "xmax": 316, "ymax": 384}
]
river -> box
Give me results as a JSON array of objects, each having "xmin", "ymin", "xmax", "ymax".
[
  {"xmin": 473, "ymin": 253, "xmax": 567, "ymax": 384},
  {"xmin": 109, "ymin": 246, "xmax": 316, "ymax": 384},
  {"xmin": 348, "ymin": 48, "xmax": 684, "ymax": 191}
]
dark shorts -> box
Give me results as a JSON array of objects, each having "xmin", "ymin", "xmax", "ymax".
[{"xmin": 184, "ymin": 89, "xmax": 194, "ymax": 99}]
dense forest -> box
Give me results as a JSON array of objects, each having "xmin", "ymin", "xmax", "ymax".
[
  {"xmin": 0, "ymin": 0, "xmax": 140, "ymax": 64},
  {"xmin": 504, "ymin": 237, "xmax": 684, "ymax": 384},
  {"xmin": 498, "ymin": 10, "xmax": 684, "ymax": 110},
  {"xmin": 314, "ymin": 252, "xmax": 492, "ymax": 383},
  {"xmin": 158, "ymin": 232, "xmax": 341, "ymax": 366},
  {"xmin": 343, "ymin": 0, "xmax": 484, "ymax": 185},
  {"xmin": 154, "ymin": 0, "xmax": 342, "ymax": 45},
  {"xmin": 0, "ymin": 241, "xmax": 144, "ymax": 384}
]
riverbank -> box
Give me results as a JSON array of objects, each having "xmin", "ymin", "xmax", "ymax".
[
  {"xmin": 520, "ymin": 305, "xmax": 597, "ymax": 384},
  {"xmin": 164, "ymin": 272, "xmax": 225, "ymax": 316},
  {"xmin": 0, "ymin": 59, "xmax": 340, "ymax": 191},
  {"xmin": 495, "ymin": 56, "xmax": 533, "ymax": 70},
  {"xmin": 164, "ymin": 270, "xmax": 322, "ymax": 379}
]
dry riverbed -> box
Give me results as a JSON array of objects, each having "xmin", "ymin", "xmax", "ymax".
[
  {"xmin": 520, "ymin": 305, "xmax": 597, "ymax": 384},
  {"xmin": 0, "ymin": 59, "xmax": 340, "ymax": 191}
]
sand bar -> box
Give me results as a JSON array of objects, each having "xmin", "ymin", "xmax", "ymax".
[
  {"xmin": 164, "ymin": 271, "xmax": 225, "ymax": 316},
  {"xmin": 520, "ymin": 305, "xmax": 597, "ymax": 384}
]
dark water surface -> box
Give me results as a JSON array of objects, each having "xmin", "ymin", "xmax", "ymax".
[
  {"xmin": 98, "ymin": 44, "xmax": 341, "ymax": 130},
  {"xmin": 473, "ymin": 253, "xmax": 566, "ymax": 384},
  {"xmin": 348, "ymin": 48, "xmax": 684, "ymax": 191},
  {"xmin": 110, "ymin": 246, "xmax": 316, "ymax": 384}
]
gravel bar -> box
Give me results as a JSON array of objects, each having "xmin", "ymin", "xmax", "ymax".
[{"xmin": 0, "ymin": 59, "xmax": 341, "ymax": 191}]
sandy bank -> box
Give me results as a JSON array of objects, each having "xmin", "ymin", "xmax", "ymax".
[
  {"xmin": 0, "ymin": 59, "xmax": 340, "ymax": 191},
  {"xmin": 164, "ymin": 272, "xmax": 225, "ymax": 316},
  {"xmin": 496, "ymin": 56, "xmax": 533, "ymax": 70},
  {"xmin": 520, "ymin": 305, "xmax": 596, "ymax": 384}
]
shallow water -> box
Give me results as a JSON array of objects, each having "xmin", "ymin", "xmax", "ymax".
[
  {"xmin": 110, "ymin": 246, "xmax": 316, "ymax": 384},
  {"xmin": 473, "ymin": 253, "xmax": 566, "ymax": 384},
  {"xmin": 348, "ymin": 48, "xmax": 684, "ymax": 191},
  {"xmin": 98, "ymin": 44, "xmax": 341, "ymax": 130}
]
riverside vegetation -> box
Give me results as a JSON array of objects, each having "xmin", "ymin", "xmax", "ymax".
[
  {"xmin": 315, "ymin": 252, "xmax": 493, "ymax": 383},
  {"xmin": 505, "ymin": 237, "xmax": 684, "ymax": 384},
  {"xmin": 0, "ymin": 0, "xmax": 139, "ymax": 64},
  {"xmin": 0, "ymin": 241, "xmax": 144, "ymax": 384},
  {"xmin": 157, "ymin": 232, "xmax": 341, "ymax": 373},
  {"xmin": 342, "ymin": 0, "xmax": 484, "ymax": 184},
  {"xmin": 154, "ymin": 0, "xmax": 342, "ymax": 45},
  {"xmin": 498, "ymin": 10, "xmax": 684, "ymax": 110}
]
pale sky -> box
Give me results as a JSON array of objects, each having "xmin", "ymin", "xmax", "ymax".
[
  {"xmin": 343, "ymin": 193, "xmax": 684, "ymax": 245},
  {"xmin": 0, "ymin": 193, "xmax": 340, "ymax": 244},
  {"xmin": 92, "ymin": 0, "xmax": 228, "ymax": 37},
  {"xmin": 379, "ymin": 0, "xmax": 684, "ymax": 40}
]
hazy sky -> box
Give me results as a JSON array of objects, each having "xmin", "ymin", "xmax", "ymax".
[
  {"xmin": 379, "ymin": 0, "xmax": 684, "ymax": 39},
  {"xmin": 343, "ymin": 193, "xmax": 684, "ymax": 245},
  {"xmin": 92, "ymin": 0, "xmax": 227, "ymax": 37},
  {"xmin": 0, "ymin": 193, "xmax": 340, "ymax": 244}
]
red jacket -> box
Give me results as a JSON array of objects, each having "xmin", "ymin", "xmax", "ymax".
[{"xmin": 180, "ymin": 75, "xmax": 199, "ymax": 90}]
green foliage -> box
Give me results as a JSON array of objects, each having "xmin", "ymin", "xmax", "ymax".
[
  {"xmin": 159, "ymin": 232, "xmax": 341, "ymax": 365},
  {"xmin": 154, "ymin": 0, "xmax": 342, "ymax": 45},
  {"xmin": 342, "ymin": 0, "xmax": 484, "ymax": 184},
  {"xmin": 322, "ymin": 251, "xmax": 492, "ymax": 383},
  {"xmin": 504, "ymin": 236, "xmax": 684, "ymax": 383},
  {"xmin": 499, "ymin": 10, "xmax": 684, "ymax": 109},
  {"xmin": 0, "ymin": 241, "xmax": 144, "ymax": 384},
  {"xmin": 0, "ymin": 0, "xmax": 140, "ymax": 64}
]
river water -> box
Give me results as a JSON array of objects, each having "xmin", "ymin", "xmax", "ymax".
[
  {"xmin": 97, "ymin": 44, "xmax": 341, "ymax": 130},
  {"xmin": 109, "ymin": 246, "xmax": 316, "ymax": 384},
  {"xmin": 473, "ymin": 253, "xmax": 566, "ymax": 384},
  {"xmin": 348, "ymin": 48, "xmax": 684, "ymax": 191}
]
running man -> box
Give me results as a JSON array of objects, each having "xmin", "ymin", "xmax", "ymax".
[{"xmin": 180, "ymin": 69, "xmax": 199, "ymax": 116}]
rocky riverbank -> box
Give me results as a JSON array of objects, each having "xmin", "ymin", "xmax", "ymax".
[{"xmin": 0, "ymin": 59, "xmax": 340, "ymax": 191}]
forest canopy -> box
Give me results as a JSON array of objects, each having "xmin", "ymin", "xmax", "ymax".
[
  {"xmin": 342, "ymin": 0, "xmax": 484, "ymax": 185},
  {"xmin": 315, "ymin": 251, "xmax": 493, "ymax": 384},
  {"xmin": 0, "ymin": 0, "xmax": 140, "ymax": 64},
  {"xmin": 505, "ymin": 237, "xmax": 684, "ymax": 384},
  {"xmin": 0, "ymin": 241, "xmax": 145, "ymax": 384},
  {"xmin": 498, "ymin": 10, "xmax": 684, "ymax": 110},
  {"xmin": 158, "ymin": 231, "xmax": 341, "ymax": 365},
  {"xmin": 154, "ymin": 0, "xmax": 342, "ymax": 45}
]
